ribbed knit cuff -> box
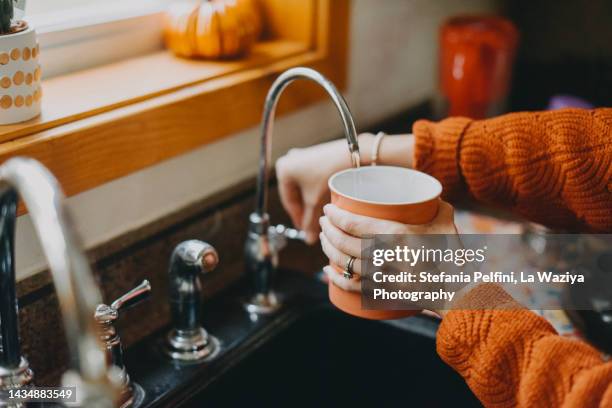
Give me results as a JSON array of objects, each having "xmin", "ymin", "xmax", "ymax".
[
  {"xmin": 453, "ymin": 283, "xmax": 522, "ymax": 310},
  {"xmin": 413, "ymin": 117, "xmax": 472, "ymax": 200}
]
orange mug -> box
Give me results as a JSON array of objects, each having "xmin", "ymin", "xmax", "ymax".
[{"xmin": 327, "ymin": 166, "xmax": 442, "ymax": 320}]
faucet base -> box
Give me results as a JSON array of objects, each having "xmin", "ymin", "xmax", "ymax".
[
  {"xmin": 244, "ymin": 292, "xmax": 281, "ymax": 315},
  {"xmin": 0, "ymin": 357, "xmax": 33, "ymax": 393},
  {"xmin": 119, "ymin": 382, "xmax": 145, "ymax": 408},
  {"xmin": 165, "ymin": 328, "xmax": 219, "ymax": 362}
]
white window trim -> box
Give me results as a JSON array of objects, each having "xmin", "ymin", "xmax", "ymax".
[{"xmin": 28, "ymin": 0, "xmax": 170, "ymax": 78}]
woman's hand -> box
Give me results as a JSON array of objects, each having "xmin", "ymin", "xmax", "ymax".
[
  {"xmin": 275, "ymin": 135, "xmax": 372, "ymax": 244},
  {"xmin": 276, "ymin": 133, "xmax": 415, "ymax": 244},
  {"xmin": 320, "ymin": 201, "xmax": 458, "ymax": 295}
]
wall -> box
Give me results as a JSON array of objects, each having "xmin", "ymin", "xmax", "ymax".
[
  {"xmin": 505, "ymin": 0, "xmax": 612, "ymax": 109},
  {"xmin": 15, "ymin": 0, "xmax": 498, "ymax": 280}
]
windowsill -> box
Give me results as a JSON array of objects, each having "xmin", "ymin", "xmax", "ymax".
[
  {"xmin": 0, "ymin": 39, "xmax": 309, "ymax": 143},
  {"xmin": 0, "ymin": 0, "xmax": 350, "ymax": 215}
]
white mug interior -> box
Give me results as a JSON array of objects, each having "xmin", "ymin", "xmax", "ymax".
[{"xmin": 328, "ymin": 166, "xmax": 442, "ymax": 205}]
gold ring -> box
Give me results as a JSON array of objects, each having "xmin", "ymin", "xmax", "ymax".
[{"xmin": 343, "ymin": 256, "xmax": 356, "ymax": 279}]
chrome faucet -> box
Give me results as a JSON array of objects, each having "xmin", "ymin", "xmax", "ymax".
[
  {"xmin": 95, "ymin": 280, "xmax": 151, "ymax": 408},
  {"xmin": 165, "ymin": 240, "xmax": 220, "ymax": 362},
  {"xmin": 244, "ymin": 67, "xmax": 360, "ymax": 314},
  {"xmin": 0, "ymin": 158, "xmax": 120, "ymax": 407}
]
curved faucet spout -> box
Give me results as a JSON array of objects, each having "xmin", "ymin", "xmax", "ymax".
[
  {"xmin": 0, "ymin": 158, "xmax": 118, "ymax": 406},
  {"xmin": 255, "ymin": 67, "xmax": 360, "ymax": 219},
  {"xmin": 245, "ymin": 67, "xmax": 360, "ymax": 315}
]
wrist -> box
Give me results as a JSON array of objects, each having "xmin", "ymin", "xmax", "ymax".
[
  {"xmin": 383, "ymin": 133, "xmax": 415, "ymax": 168},
  {"xmin": 350, "ymin": 133, "xmax": 415, "ymax": 168}
]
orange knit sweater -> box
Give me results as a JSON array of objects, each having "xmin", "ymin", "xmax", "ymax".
[
  {"xmin": 412, "ymin": 109, "xmax": 612, "ymax": 407},
  {"xmin": 413, "ymin": 108, "xmax": 612, "ymax": 232},
  {"xmin": 436, "ymin": 285, "xmax": 612, "ymax": 408}
]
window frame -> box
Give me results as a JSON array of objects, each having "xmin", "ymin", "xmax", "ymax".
[{"xmin": 29, "ymin": 0, "xmax": 168, "ymax": 78}]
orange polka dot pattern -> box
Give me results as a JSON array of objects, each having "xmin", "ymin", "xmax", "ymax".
[{"xmin": 0, "ymin": 43, "xmax": 42, "ymax": 111}]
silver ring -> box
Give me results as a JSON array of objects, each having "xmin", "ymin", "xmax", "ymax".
[{"xmin": 343, "ymin": 256, "xmax": 356, "ymax": 280}]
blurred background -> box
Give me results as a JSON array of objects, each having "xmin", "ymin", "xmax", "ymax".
[{"xmin": 11, "ymin": 0, "xmax": 612, "ymax": 279}]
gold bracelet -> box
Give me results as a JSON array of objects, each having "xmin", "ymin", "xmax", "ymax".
[{"xmin": 371, "ymin": 131, "xmax": 386, "ymax": 166}]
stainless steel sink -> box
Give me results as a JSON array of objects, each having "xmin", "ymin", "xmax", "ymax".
[{"xmin": 126, "ymin": 271, "xmax": 481, "ymax": 407}]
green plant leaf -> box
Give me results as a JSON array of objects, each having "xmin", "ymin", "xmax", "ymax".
[{"xmin": 0, "ymin": 0, "xmax": 14, "ymax": 35}]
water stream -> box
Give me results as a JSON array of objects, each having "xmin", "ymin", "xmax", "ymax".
[{"xmin": 349, "ymin": 149, "xmax": 364, "ymax": 199}]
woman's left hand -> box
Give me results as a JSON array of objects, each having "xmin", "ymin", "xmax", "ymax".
[{"xmin": 319, "ymin": 201, "xmax": 457, "ymax": 293}]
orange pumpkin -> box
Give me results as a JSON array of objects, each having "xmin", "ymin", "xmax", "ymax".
[{"xmin": 164, "ymin": 0, "xmax": 262, "ymax": 59}]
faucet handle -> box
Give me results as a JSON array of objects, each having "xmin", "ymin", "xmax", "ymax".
[
  {"xmin": 198, "ymin": 243, "xmax": 219, "ymax": 273},
  {"xmin": 268, "ymin": 224, "xmax": 306, "ymax": 252},
  {"xmin": 95, "ymin": 280, "xmax": 151, "ymax": 324},
  {"xmin": 110, "ymin": 279, "xmax": 152, "ymax": 311},
  {"xmin": 94, "ymin": 279, "xmax": 151, "ymax": 407},
  {"xmin": 270, "ymin": 224, "xmax": 306, "ymax": 242}
]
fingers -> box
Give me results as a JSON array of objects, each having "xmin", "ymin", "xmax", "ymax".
[
  {"xmin": 323, "ymin": 201, "xmax": 458, "ymax": 237},
  {"xmin": 276, "ymin": 154, "xmax": 304, "ymax": 230},
  {"xmin": 323, "ymin": 204, "xmax": 406, "ymax": 237},
  {"xmin": 432, "ymin": 201, "xmax": 458, "ymax": 234},
  {"xmin": 277, "ymin": 178, "xmax": 304, "ymax": 230},
  {"xmin": 411, "ymin": 200, "xmax": 457, "ymax": 235},
  {"xmin": 301, "ymin": 196, "xmax": 325, "ymax": 245},
  {"xmin": 438, "ymin": 200, "xmax": 454, "ymax": 217},
  {"xmin": 323, "ymin": 266, "xmax": 361, "ymax": 292},
  {"xmin": 319, "ymin": 216, "xmax": 361, "ymax": 258},
  {"xmin": 320, "ymin": 232, "xmax": 362, "ymax": 276},
  {"xmin": 276, "ymin": 154, "xmax": 323, "ymax": 245}
]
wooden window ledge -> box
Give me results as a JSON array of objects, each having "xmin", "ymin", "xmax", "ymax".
[{"xmin": 0, "ymin": 0, "xmax": 349, "ymax": 209}]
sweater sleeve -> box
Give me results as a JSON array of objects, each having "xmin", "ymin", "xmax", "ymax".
[
  {"xmin": 413, "ymin": 108, "xmax": 612, "ymax": 232},
  {"xmin": 437, "ymin": 284, "xmax": 612, "ymax": 408}
]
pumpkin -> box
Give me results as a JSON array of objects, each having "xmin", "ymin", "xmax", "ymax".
[{"xmin": 164, "ymin": 0, "xmax": 262, "ymax": 59}]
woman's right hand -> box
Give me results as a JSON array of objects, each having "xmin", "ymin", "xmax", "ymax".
[{"xmin": 275, "ymin": 137, "xmax": 369, "ymax": 244}]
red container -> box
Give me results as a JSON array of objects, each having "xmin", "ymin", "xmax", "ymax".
[{"xmin": 440, "ymin": 16, "xmax": 518, "ymax": 118}]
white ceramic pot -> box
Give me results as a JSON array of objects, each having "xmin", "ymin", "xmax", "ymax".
[{"xmin": 0, "ymin": 25, "xmax": 41, "ymax": 125}]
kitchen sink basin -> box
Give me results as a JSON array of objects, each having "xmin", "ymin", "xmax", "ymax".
[
  {"xmin": 127, "ymin": 271, "xmax": 481, "ymax": 407},
  {"xmin": 188, "ymin": 307, "xmax": 480, "ymax": 407}
]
